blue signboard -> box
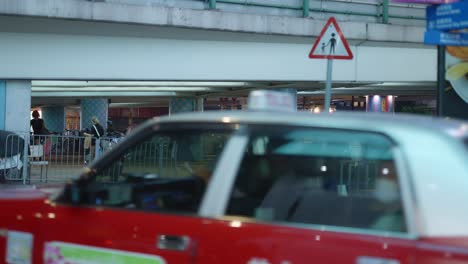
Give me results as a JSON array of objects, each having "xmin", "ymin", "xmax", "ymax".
[
  {"xmin": 427, "ymin": 1, "xmax": 468, "ymax": 31},
  {"xmin": 425, "ymin": 30, "xmax": 468, "ymax": 46}
]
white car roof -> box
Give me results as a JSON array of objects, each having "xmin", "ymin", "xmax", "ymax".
[{"xmin": 158, "ymin": 110, "xmax": 468, "ymax": 140}]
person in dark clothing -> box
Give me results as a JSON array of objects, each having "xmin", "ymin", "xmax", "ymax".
[
  {"xmin": 88, "ymin": 116, "xmax": 105, "ymax": 142},
  {"xmin": 30, "ymin": 110, "xmax": 46, "ymax": 135},
  {"xmin": 30, "ymin": 110, "xmax": 48, "ymax": 144}
]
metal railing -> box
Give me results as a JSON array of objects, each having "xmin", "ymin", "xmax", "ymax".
[
  {"xmin": 207, "ymin": 0, "xmax": 426, "ymax": 23},
  {"xmin": 99, "ymin": 139, "xmax": 174, "ymax": 183},
  {"xmin": 0, "ymin": 133, "xmax": 26, "ymax": 183},
  {"xmin": 0, "ymin": 133, "xmax": 127, "ymax": 184},
  {"xmin": 339, "ymin": 160, "xmax": 378, "ymax": 193},
  {"xmin": 101, "ymin": 0, "xmax": 426, "ymax": 25},
  {"xmin": 0, "ymin": 132, "xmax": 220, "ymax": 185}
]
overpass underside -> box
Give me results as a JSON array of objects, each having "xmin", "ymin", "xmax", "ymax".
[
  {"xmin": 31, "ymin": 80, "xmax": 435, "ymax": 109},
  {"xmin": 1, "ymin": 0, "xmax": 436, "ymax": 109}
]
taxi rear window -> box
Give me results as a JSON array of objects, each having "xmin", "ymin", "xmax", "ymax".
[{"xmin": 226, "ymin": 126, "xmax": 407, "ymax": 234}]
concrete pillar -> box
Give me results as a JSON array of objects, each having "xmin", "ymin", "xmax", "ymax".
[
  {"xmin": 0, "ymin": 80, "xmax": 32, "ymax": 134},
  {"xmin": 80, "ymin": 98, "xmax": 108, "ymax": 130},
  {"xmin": 169, "ymin": 97, "xmax": 197, "ymax": 115},
  {"xmin": 366, "ymin": 95, "xmax": 395, "ymax": 113},
  {"xmin": 0, "ymin": 80, "xmax": 31, "ymax": 182},
  {"xmin": 0, "ymin": 81, "xmax": 5, "ymax": 129},
  {"xmin": 41, "ymin": 106, "xmax": 65, "ymax": 133},
  {"xmin": 81, "ymin": 98, "xmax": 108, "ymax": 163}
]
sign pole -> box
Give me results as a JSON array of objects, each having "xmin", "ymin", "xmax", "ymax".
[
  {"xmin": 324, "ymin": 58, "xmax": 333, "ymax": 111},
  {"xmin": 436, "ymin": 45, "xmax": 446, "ymax": 116},
  {"xmin": 309, "ymin": 17, "xmax": 353, "ymax": 107},
  {"xmin": 308, "ymin": 17, "xmax": 353, "ymax": 61}
]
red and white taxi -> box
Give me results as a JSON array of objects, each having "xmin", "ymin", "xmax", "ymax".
[{"xmin": 0, "ymin": 91, "xmax": 467, "ymax": 264}]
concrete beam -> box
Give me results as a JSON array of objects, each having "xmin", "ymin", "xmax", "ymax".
[
  {"xmin": 367, "ymin": 24, "xmax": 424, "ymax": 43},
  {"xmin": 0, "ymin": 0, "xmax": 425, "ymax": 43},
  {"xmin": 0, "ymin": 30, "xmax": 435, "ymax": 81}
]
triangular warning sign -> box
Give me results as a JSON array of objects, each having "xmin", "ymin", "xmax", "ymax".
[{"xmin": 309, "ymin": 17, "xmax": 353, "ymax": 60}]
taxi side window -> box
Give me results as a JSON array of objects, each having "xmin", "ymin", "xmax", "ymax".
[
  {"xmin": 226, "ymin": 127, "xmax": 407, "ymax": 233},
  {"xmin": 84, "ymin": 130, "xmax": 229, "ymax": 214}
]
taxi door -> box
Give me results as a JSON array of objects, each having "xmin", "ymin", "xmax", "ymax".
[
  {"xmin": 197, "ymin": 125, "xmax": 418, "ymax": 264},
  {"xmin": 196, "ymin": 220, "xmax": 416, "ymax": 264},
  {"xmin": 38, "ymin": 203, "xmax": 199, "ymax": 264},
  {"xmin": 38, "ymin": 125, "xmax": 233, "ymax": 264}
]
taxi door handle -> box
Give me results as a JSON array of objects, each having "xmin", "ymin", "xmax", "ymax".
[{"xmin": 157, "ymin": 235, "xmax": 190, "ymax": 251}]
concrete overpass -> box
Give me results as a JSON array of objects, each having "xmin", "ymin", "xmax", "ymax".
[
  {"xmin": 1, "ymin": 0, "xmax": 433, "ymax": 82},
  {"xmin": 0, "ymin": 0, "xmax": 437, "ymax": 133}
]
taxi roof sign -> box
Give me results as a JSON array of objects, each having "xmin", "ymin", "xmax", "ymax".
[
  {"xmin": 309, "ymin": 17, "xmax": 353, "ymax": 60},
  {"xmin": 248, "ymin": 90, "xmax": 296, "ymax": 112}
]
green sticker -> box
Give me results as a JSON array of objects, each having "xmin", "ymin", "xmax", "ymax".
[{"xmin": 45, "ymin": 242, "xmax": 166, "ymax": 264}]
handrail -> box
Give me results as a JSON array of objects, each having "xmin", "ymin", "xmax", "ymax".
[
  {"xmin": 389, "ymin": 14, "xmax": 425, "ymax": 20},
  {"xmin": 207, "ymin": 0, "xmax": 425, "ymax": 24},
  {"xmin": 309, "ymin": 7, "xmax": 379, "ymax": 17},
  {"xmin": 216, "ymin": 0, "xmax": 301, "ymax": 11}
]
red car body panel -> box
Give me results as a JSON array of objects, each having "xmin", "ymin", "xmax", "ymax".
[
  {"xmin": 0, "ymin": 189, "xmax": 467, "ymax": 264},
  {"xmin": 197, "ymin": 218, "xmax": 416, "ymax": 263}
]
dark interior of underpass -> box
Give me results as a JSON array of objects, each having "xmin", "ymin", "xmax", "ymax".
[{"xmin": 31, "ymin": 80, "xmax": 437, "ymax": 134}]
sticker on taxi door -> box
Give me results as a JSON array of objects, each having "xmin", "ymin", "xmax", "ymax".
[
  {"xmin": 6, "ymin": 231, "xmax": 33, "ymax": 264},
  {"xmin": 44, "ymin": 242, "xmax": 166, "ymax": 264}
]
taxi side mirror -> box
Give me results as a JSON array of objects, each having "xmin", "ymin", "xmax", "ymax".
[
  {"xmin": 56, "ymin": 183, "xmax": 82, "ymax": 205},
  {"xmin": 62, "ymin": 168, "xmax": 100, "ymax": 204},
  {"xmin": 70, "ymin": 184, "xmax": 82, "ymax": 204},
  {"xmin": 57, "ymin": 172, "xmax": 92, "ymax": 204}
]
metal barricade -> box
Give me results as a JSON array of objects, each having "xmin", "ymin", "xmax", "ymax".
[
  {"xmin": 0, "ymin": 132, "xmax": 181, "ymax": 185},
  {"xmin": 1, "ymin": 133, "xmax": 27, "ymax": 182},
  {"xmin": 0, "ymin": 132, "xmax": 97, "ymax": 184},
  {"xmin": 27, "ymin": 134, "xmax": 87, "ymax": 184},
  {"xmin": 93, "ymin": 137, "xmax": 174, "ymax": 183},
  {"xmin": 27, "ymin": 134, "xmax": 131, "ymax": 184},
  {"xmin": 339, "ymin": 160, "xmax": 378, "ymax": 194},
  {"xmin": 100, "ymin": 136, "xmax": 125, "ymax": 154}
]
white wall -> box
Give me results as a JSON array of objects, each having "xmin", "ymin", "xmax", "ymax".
[{"xmin": 0, "ymin": 32, "xmax": 436, "ymax": 82}]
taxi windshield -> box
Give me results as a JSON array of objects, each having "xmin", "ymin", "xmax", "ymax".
[
  {"xmin": 81, "ymin": 128, "xmax": 232, "ymax": 213},
  {"xmin": 98, "ymin": 130, "xmax": 231, "ymax": 182}
]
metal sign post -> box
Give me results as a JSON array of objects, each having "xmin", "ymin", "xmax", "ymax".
[
  {"xmin": 309, "ymin": 17, "xmax": 353, "ymax": 112},
  {"xmin": 324, "ymin": 59, "xmax": 333, "ymax": 111},
  {"xmin": 436, "ymin": 45, "xmax": 446, "ymax": 116}
]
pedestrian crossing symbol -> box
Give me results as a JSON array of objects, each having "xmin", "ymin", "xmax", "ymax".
[{"xmin": 309, "ymin": 17, "xmax": 353, "ymax": 60}]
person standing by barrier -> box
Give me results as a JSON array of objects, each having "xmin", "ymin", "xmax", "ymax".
[
  {"xmin": 83, "ymin": 116, "xmax": 105, "ymax": 164},
  {"xmin": 30, "ymin": 110, "xmax": 48, "ymax": 144},
  {"xmin": 30, "ymin": 110, "xmax": 51, "ymax": 161}
]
